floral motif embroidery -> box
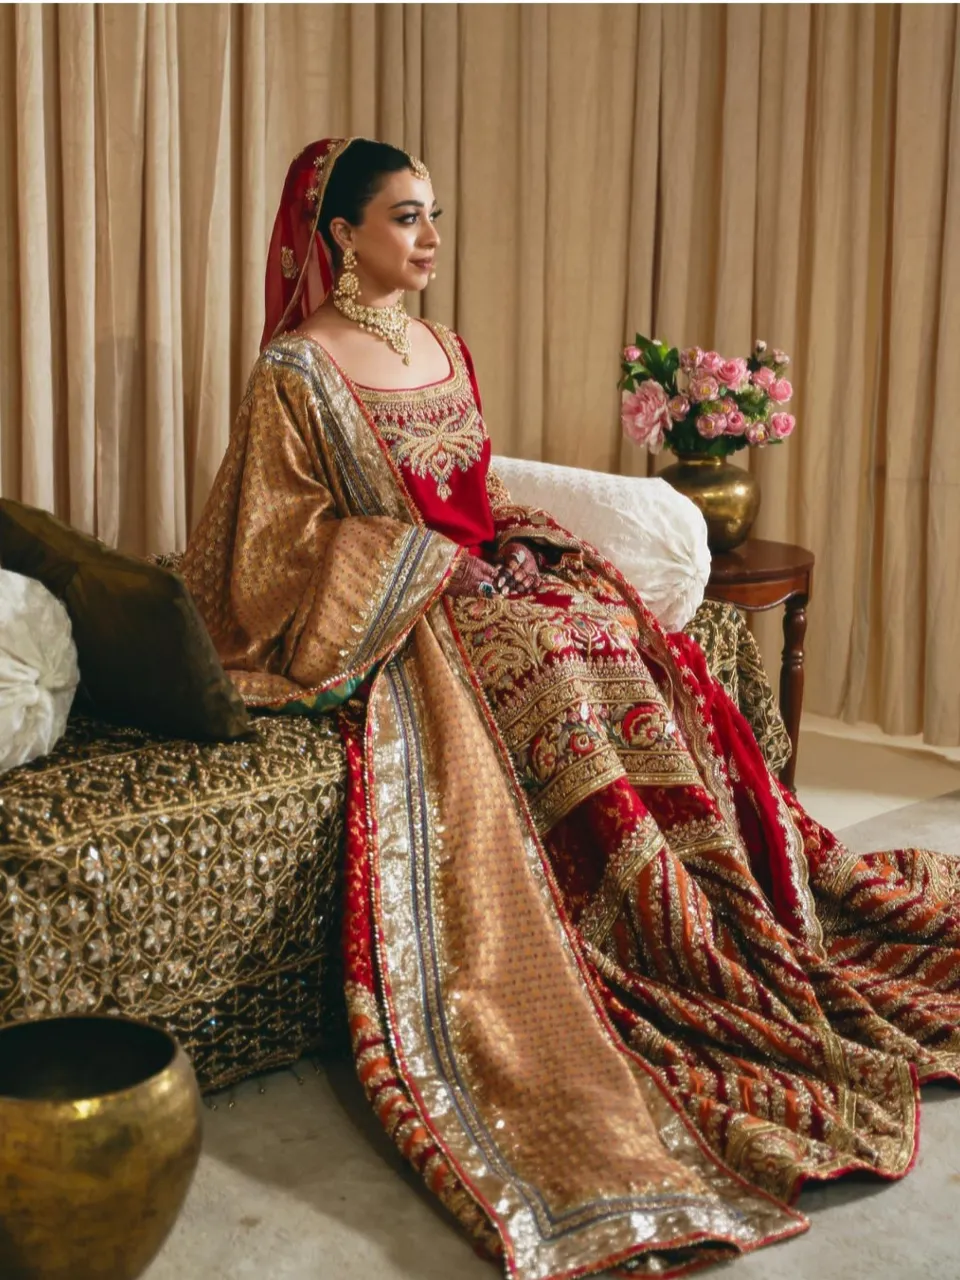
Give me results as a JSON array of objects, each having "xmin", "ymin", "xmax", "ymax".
[
  {"xmin": 357, "ymin": 326, "xmax": 486, "ymax": 501},
  {"xmin": 306, "ymin": 150, "xmax": 331, "ymax": 206},
  {"xmin": 450, "ymin": 584, "xmax": 701, "ymax": 830},
  {"xmin": 684, "ymin": 600, "xmax": 791, "ymax": 774},
  {"xmin": 280, "ymin": 246, "xmax": 298, "ymax": 279},
  {"xmin": 374, "ymin": 401, "xmax": 485, "ymax": 501}
]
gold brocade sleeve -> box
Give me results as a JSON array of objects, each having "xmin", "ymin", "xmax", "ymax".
[{"xmin": 181, "ymin": 351, "xmax": 461, "ymax": 708}]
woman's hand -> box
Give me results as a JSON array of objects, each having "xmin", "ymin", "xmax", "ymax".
[
  {"xmin": 494, "ymin": 541, "xmax": 540, "ymax": 595},
  {"xmin": 446, "ymin": 554, "xmax": 502, "ymax": 599}
]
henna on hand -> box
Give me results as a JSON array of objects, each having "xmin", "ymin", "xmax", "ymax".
[
  {"xmin": 494, "ymin": 541, "xmax": 541, "ymax": 595},
  {"xmin": 447, "ymin": 554, "xmax": 502, "ymax": 599}
]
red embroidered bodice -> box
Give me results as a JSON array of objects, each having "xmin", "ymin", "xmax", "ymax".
[{"xmin": 354, "ymin": 324, "xmax": 495, "ymax": 554}]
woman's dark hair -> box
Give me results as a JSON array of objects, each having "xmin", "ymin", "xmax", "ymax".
[{"xmin": 319, "ymin": 140, "xmax": 415, "ymax": 267}]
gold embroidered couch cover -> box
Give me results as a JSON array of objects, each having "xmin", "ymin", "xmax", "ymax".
[{"xmin": 0, "ymin": 714, "xmax": 345, "ymax": 1090}]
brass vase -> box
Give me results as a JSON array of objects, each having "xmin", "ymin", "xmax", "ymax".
[
  {"xmin": 0, "ymin": 1015, "xmax": 202, "ymax": 1280},
  {"xmin": 659, "ymin": 452, "xmax": 760, "ymax": 553}
]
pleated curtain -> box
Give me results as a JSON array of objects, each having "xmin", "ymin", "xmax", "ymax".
[{"xmin": 1, "ymin": 4, "xmax": 959, "ymax": 743}]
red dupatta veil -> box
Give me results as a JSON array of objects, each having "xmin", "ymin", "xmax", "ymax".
[{"xmin": 260, "ymin": 137, "xmax": 356, "ymax": 351}]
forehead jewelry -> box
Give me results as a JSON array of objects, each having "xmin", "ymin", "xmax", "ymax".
[{"xmin": 407, "ymin": 154, "xmax": 430, "ymax": 182}]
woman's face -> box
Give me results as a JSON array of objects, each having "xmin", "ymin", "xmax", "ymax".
[{"xmin": 331, "ymin": 169, "xmax": 442, "ymax": 298}]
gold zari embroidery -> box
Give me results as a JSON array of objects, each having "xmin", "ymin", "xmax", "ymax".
[
  {"xmin": 0, "ymin": 715, "xmax": 346, "ymax": 1092},
  {"xmin": 357, "ymin": 327, "xmax": 484, "ymax": 501},
  {"xmin": 280, "ymin": 246, "xmax": 298, "ymax": 279}
]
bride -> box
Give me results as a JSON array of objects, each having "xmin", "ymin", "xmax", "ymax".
[{"xmin": 182, "ymin": 138, "xmax": 960, "ymax": 1278}]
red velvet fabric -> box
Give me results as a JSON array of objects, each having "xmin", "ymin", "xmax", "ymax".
[
  {"xmin": 392, "ymin": 433, "xmax": 494, "ymax": 555},
  {"xmin": 354, "ymin": 331, "xmax": 497, "ymax": 555},
  {"xmin": 373, "ymin": 337, "xmax": 495, "ymax": 554}
]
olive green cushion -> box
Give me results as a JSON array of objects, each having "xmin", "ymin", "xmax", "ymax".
[{"xmin": 0, "ymin": 499, "xmax": 250, "ymax": 741}]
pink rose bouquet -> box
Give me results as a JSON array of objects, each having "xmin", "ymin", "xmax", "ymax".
[{"xmin": 619, "ymin": 335, "xmax": 796, "ymax": 458}]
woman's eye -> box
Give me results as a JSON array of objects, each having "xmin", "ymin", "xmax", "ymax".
[{"xmin": 395, "ymin": 210, "xmax": 443, "ymax": 226}]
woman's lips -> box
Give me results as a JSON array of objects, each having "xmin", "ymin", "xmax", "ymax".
[{"xmin": 411, "ymin": 259, "xmax": 434, "ymax": 271}]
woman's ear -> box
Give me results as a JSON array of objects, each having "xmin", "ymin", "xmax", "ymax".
[{"xmin": 328, "ymin": 217, "xmax": 354, "ymax": 255}]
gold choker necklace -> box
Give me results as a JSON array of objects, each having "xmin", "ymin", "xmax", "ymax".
[{"xmin": 333, "ymin": 247, "xmax": 411, "ymax": 364}]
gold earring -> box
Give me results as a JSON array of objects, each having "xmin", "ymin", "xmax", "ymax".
[{"xmin": 335, "ymin": 246, "xmax": 361, "ymax": 301}]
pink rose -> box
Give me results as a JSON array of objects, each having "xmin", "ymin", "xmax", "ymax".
[
  {"xmin": 751, "ymin": 366, "xmax": 776, "ymax": 391},
  {"xmin": 725, "ymin": 410, "xmax": 747, "ymax": 435},
  {"xmin": 621, "ymin": 381, "xmax": 672, "ymax": 453},
  {"xmin": 769, "ymin": 378, "xmax": 793, "ymax": 403},
  {"xmin": 679, "ymin": 347, "xmax": 703, "ymax": 372},
  {"xmin": 623, "ymin": 345, "xmax": 641, "ymax": 362},
  {"xmin": 746, "ymin": 421, "xmax": 768, "ymax": 445},
  {"xmin": 688, "ymin": 372, "xmax": 720, "ymax": 402},
  {"xmin": 701, "ymin": 350, "xmax": 723, "ymax": 375},
  {"xmin": 720, "ymin": 398, "xmax": 736, "ymax": 414},
  {"xmin": 769, "ymin": 412, "xmax": 796, "ymax": 439},
  {"xmin": 771, "ymin": 349, "xmax": 790, "ymax": 368},
  {"xmin": 668, "ymin": 395, "xmax": 691, "ymax": 421},
  {"xmin": 696, "ymin": 412, "xmax": 726, "ymax": 440},
  {"xmin": 717, "ymin": 357, "xmax": 748, "ymax": 391}
]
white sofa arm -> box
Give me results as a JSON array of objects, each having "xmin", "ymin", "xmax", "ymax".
[{"xmin": 490, "ymin": 456, "xmax": 710, "ymax": 633}]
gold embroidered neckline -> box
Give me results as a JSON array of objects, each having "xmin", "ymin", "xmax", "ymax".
[
  {"xmin": 353, "ymin": 324, "xmax": 463, "ymax": 404},
  {"xmin": 353, "ymin": 325, "xmax": 485, "ymax": 501},
  {"xmin": 279, "ymin": 323, "xmax": 458, "ymax": 399}
]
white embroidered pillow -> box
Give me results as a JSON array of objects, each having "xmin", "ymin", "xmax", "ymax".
[
  {"xmin": 490, "ymin": 458, "xmax": 710, "ymax": 633},
  {"xmin": 0, "ymin": 568, "xmax": 79, "ymax": 774}
]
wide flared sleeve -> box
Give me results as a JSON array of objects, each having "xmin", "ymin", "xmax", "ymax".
[{"xmin": 181, "ymin": 349, "xmax": 462, "ymax": 708}]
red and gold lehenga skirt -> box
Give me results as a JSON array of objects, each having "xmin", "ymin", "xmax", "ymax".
[{"xmin": 340, "ymin": 560, "xmax": 960, "ymax": 1276}]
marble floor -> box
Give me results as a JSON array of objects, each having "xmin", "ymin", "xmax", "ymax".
[
  {"xmin": 794, "ymin": 712, "xmax": 960, "ymax": 831},
  {"xmin": 145, "ymin": 718, "xmax": 960, "ymax": 1280}
]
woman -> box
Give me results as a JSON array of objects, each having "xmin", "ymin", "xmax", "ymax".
[{"xmin": 182, "ymin": 139, "xmax": 960, "ymax": 1278}]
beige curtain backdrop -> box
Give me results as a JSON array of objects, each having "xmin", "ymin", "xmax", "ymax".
[{"xmin": 1, "ymin": 4, "xmax": 959, "ymax": 744}]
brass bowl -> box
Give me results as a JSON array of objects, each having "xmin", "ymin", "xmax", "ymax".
[{"xmin": 0, "ymin": 1015, "xmax": 202, "ymax": 1279}]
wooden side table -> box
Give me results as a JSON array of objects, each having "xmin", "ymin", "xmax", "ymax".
[{"xmin": 705, "ymin": 538, "xmax": 815, "ymax": 791}]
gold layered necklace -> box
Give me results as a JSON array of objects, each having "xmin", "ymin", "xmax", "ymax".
[{"xmin": 332, "ymin": 247, "xmax": 412, "ymax": 364}]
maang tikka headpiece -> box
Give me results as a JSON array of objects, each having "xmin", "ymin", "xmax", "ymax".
[{"xmin": 407, "ymin": 154, "xmax": 430, "ymax": 182}]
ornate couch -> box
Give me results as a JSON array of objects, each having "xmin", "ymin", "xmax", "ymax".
[{"xmin": 0, "ymin": 600, "xmax": 788, "ymax": 1092}]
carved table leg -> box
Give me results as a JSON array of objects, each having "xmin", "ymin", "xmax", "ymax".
[{"xmin": 779, "ymin": 594, "xmax": 808, "ymax": 792}]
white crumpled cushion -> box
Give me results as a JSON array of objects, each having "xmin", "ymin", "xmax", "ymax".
[
  {"xmin": 0, "ymin": 569, "xmax": 80, "ymax": 775},
  {"xmin": 490, "ymin": 456, "xmax": 710, "ymax": 632}
]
